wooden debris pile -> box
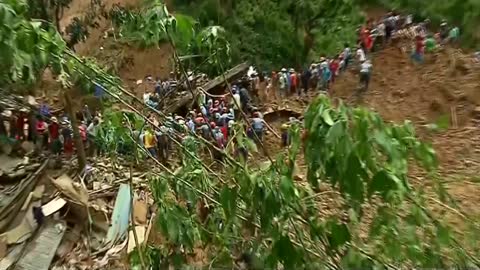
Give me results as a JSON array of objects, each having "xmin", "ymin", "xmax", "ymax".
[{"xmin": 0, "ymin": 157, "xmax": 155, "ymax": 270}]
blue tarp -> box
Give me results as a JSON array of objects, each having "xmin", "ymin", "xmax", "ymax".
[{"xmin": 106, "ymin": 184, "xmax": 131, "ymax": 245}]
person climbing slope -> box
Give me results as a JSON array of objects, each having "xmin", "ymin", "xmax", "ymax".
[
  {"xmin": 439, "ymin": 20, "xmax": 449, "ymax": 43},
  {"xmin": 448, "ymin": 26, "xmax": 460, "ymax": 46},
  {"xmin": 411, "ymin": 34, "xmax": 425, "ymax": 64},
  {"xmin": 250, "ymin": 112, "xmax": 265, "ymax": 143},
  {"xmin": 359, "ymin": 59, "xmax": 373, "ymax": 92},
  {"xmin": 281, "ymin": 122, "xmax": 290, "ymax": 148},
  {"xmin": 356, "ymin": 46, "xmax": 366, "ymax": 64},
  {"xmin": 329, "ymin": 57, "xmax": 340, "ymax": 84},
  {"xmin": 144, "ymin": 126, "xmax": 157, "ymax": 158},
  {"xmin": 320, "ymin": 62, "xmax": 331, "ymax": 91},
  {"xmin": 342, "ymin": 43, "xmax": 352, "ymax": 71}
]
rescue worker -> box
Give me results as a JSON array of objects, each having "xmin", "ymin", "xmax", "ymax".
[
  {"xmin": 411, "ymin": 34, "xmax": 425, "ymax": 64},
  {"xmin": 278, "ymin": 68, "xmax": 288, "ymax": 98},
  {"xmin": 35, "ymin": 115, "xmax": 48, "ymax": 152},
  {"xmin": 320, "ymin": 62, "xmax": 331, "ymax": 91},
  {"xmin": 144, "ymin": 126, "xmax": 157, "ymax": 158},
  {"xmin": 289, "ymin": 68, "xmax": 298, "ymax": 96},
  {"xmin": 48, "ymin": 117, "xmax": 61, "ymax": 155},
  {"xmin": 157, "ymin": 125, "xmax": 170, "ymax": 165},
  {"xmin": 359, "ymin": 59, "xmax": 373, "ymax": 91},
  {"xmin": 439, "ymin": 21, "xmax": 449, "ymax": 42},
  {"xmin": 251, "ymin": 112, "xmax": 265, "ymax": 143},
  {"xmin": 301, "ymin": 67, "xmax": 311, "ymax": 94},
  {"xmin": 239, "ymin": 86, "xmax": 250, "ymax": 112}
]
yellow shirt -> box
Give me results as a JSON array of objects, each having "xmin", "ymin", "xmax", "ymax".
[{"xmin": 144, "ymin": 131, "xmax": 156, "ymax": 148}]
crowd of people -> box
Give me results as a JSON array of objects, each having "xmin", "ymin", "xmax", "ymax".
[
  {"xmin": 0, "ymin": 104, "xmax": 102, "ymax": 158},
  {"xmin": 139, "ymin": 81, "xmax": 275, "ymax": 163},
  {"xmin": 254, "ymin": 12, "xmax": 463, "ymax": 99}
]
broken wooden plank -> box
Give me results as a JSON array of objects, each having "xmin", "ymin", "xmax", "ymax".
[
  {"xmin": 13, "ymin": 221, "xmax": 66, "ymax": 270},
  {"xmin": 0, "ymin": 160, "xmax": 48, "ymax": 232},
  {"xmin": 127, "ymin": 226, "xmax": 146, "ymax": 254},
  {"xmin": 165, "ymin": 62, "xmax": 249, "ymax": 114},
  {"xmin": 200, "ymin": 62, "xmax": 249, "ymax": 93},
  {"xmin": 50, "ymin": 174, "xmax": 89, "ymax": 206}
]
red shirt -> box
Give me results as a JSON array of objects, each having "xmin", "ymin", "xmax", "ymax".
[
  {"xmin": 330, "ymin": 61, "xmax": 339, "ymax": 74},
  {"xmin": 220, "ymin": 126, "xmax": 228, "ymax": 142},
  {"xmin": 195, "ymin": 117, "xmax": 205, "ymax": 124},
  {"xmin": 48, "ymin": 122, "xmax": 60, "ymax": 139},
  {"xmin": 290, "ymin": 73, "xmax": 297, "ymax": 87},
  {"xmin": 415, "ymin": 38, "xmax": 425, "ymax": 54},
  {"xmin": 79, "ymin": 125, "xmax": 87, "ymax": 141},
  {"xmin": 36, "ymin": 121, "xmax": 47, "ymax": 134}
]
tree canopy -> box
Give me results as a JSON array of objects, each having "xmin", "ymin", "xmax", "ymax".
[{"xmin": 173, "ymin": 0, "xmax": 364, "ymax": 70}]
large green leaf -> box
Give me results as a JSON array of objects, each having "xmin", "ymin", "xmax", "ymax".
[
  {"xmin": 326, "ymin": 221, "xmax": 351, "ymax": 251},
  {"xmin": 272, "ymin": 235, "xmax": 300, "ymax": 268},
  {"xmin": 368, "ymin": 170, "xmax": 405, "ymax": 200},
  {"xmin": 219, "ymin": 185, "xmax": 238, "ymax": 221}
]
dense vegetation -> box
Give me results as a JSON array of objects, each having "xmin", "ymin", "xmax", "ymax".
[{"xmin": 173, "ymin": 0, "xmax": 364, "ymax": 70}]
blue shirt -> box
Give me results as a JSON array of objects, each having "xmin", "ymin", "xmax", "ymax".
[
  {"xmin": 322, "ymin": 68, "xmax": 331, "ymax": 81},
  {"xmin": 252, "ymin": 118, "xmax": 264, "ymax": 130}
]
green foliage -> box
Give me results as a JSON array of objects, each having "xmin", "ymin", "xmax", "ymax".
[
  {"xmin": 0, "ymin": 0, "xmax": 120, "ymax": 96},
  {"xmin": 144, "ymin": 94, "xmax": 479, "ymax": 268},
  {"xmin": 174, "ymin": 0, "xmax": 364, "ymax": 69},
  {"xmin": 26, "ymin": 0, "xmax": 73, "ymax": 23},
  {"xmin": 109, "ymin": 0, "xmax": 174, "ymax": 47},
  {"xmin": 0, "ymin": 0, "xmax": 67, "ymax": 85},
  {"xmin": 95, "ymin": 109, "xmax": 143, "ymax": 157},
  {"xmin": 129, "ymin": 245, "xmax": 162, "ymax": 270},
  {"xmin": 109, "ymin": 0, "xmax": 231, "ymax": 76}
]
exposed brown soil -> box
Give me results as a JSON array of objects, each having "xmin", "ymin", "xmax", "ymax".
[{"xmin": 262, "ymin": 45, "xmax": 480, "ymax": 221}]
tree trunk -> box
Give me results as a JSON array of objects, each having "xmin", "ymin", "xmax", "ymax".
[
  {"xmin": 303, "ymin": 29, "xmax": 314, "ymax": 63},
  {"xmin": 64, "ymin": 91, "xmax": 87, "ymax": 172},
  {"xmin": 55, "ymin": 6, "xmax": 61, "ymax": 32}
]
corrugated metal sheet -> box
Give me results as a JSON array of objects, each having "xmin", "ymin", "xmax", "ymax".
[
  {"xmin": 106, "ymin": 184, "xmax": 131, "ymax": 245},
  {"xmin": 13, "ymin": 221, "xmax": 66, "ymax": 270}
]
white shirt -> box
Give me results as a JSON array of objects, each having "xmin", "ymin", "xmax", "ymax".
[
  {"xmin": 405, "ymin": 14, "xmax": 413, "ymax": 25},
  {"xmin": 87, "ymin": 123, "xmax": 98, "ymax": 136},
  {"xmin": 376, "ymin": 23, "xmax": 385, "ymax": 36},
  {"xmin": 360, "ymin": 62, "xmax": 372, "ymax": 73},
  {"xmin": 344, "ymin": 47, "xmax": 351, "ymax": 58},
  {"xmin": 232, "ymin": 93, "xmax": 241, "ymax": 108},
  {"xmin": 356, "ymin": 48, "xmax": 366, "ymax": 62},
  {"xmin": 143, "ymin": 93, "xmax": 150, "ymax": 104}
]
